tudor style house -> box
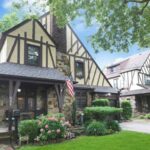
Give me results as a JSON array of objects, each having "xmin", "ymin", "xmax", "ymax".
[
  {"xmin": 105, "ymin": 50, "xmax": 150, "ymax": 115},
  {"xmin": 0, "ymin": 12, "xmax": 118, "ymax": 124}
]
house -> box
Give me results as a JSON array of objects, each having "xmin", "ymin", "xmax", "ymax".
[
  {"xmin": 105, "ymin": 50, "xmax": 150, "ymax": 115},
  {"xmin": 0, "ymin": 12, "xmax": 118, "ymax": 124}
]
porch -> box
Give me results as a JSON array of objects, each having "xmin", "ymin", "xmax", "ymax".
[
  {"xmin": 0, "ymin": 62, "xmax": 68, "ymax": 125},
  {"xmin": 121, "ymin": 88, "xmax": 150, "ymax": 115}
]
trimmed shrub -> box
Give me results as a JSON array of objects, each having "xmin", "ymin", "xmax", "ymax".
[
  {"xmin": 86, "ymin": 121, "xmax": 107, "ymax": 136},
  {"xmin": 144, "ymin": 114, "xmax": 150, "ymax": 119},
  {"xmin": 84, "ymin": 106, "xmax": 122, "ymax": 122},
  {"xmin": 106, "ymin": 120, "xmax": 121, "ymax": 133},
  {"xmin": 18, "ymin": 120, "xmax": 38, "ymax": 142},
  {"xmin": 121, "ymin": 100, "xmax": 132, "ymax": 120},
  {"xmin": 92, "ymin": 98, "xmax": 109, "ymax": 106}
]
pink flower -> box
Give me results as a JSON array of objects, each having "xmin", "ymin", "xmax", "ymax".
[
  {"xmin": 48, "ymin": 130, "xmax": 51, "ymax": 134},
  {"xmin": 48, "ymin": 117, "xmax": 57, "ymax": 121},
  {"xmin": 40, "ymin": 128, "xmax": 44, "ymax": 132},
  {"xmin": 56, "ymin": 129, "xmax": 61, "ymax": 133},
  {"xmin": 45, "ymin": 124, "xmax": 49, "ymax": 129},
  {"xmin": 64, "ymin": 121, "xmax": 71, "ymax": 127}
]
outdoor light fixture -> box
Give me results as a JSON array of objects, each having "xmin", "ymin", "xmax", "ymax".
[
  {"xmin": 106, "ymin": 93, "xmax": 111, "ymax": 96},
  {"xmin": 17, "ymin": 88, "xmax": 21, "ymax": 92}
]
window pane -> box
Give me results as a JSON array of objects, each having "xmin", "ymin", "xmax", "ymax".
[
  {"xmin": 75, "ymin": 61, "xmax": 84, "ymax": 78},
  {"xmin": 27, "ymin": 45, "xmax": 40, "ymax": 66}
]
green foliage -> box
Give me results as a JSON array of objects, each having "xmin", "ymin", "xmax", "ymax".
[
  {"xmin": 37, "ymin": 115, "xmax": 65, "ymax": 142},
  {"xmin": 139, "ymin": 113, "xmax": 150, "ymax": 119},
  {"xmin": 18, "ymin": 120, "xmax": 38, "ymax": 142},
  {"xmin": 86, "ymin": 121, "xmax": 107, "ymax": 136},
  {"xmin": 0, "ymin": 0, "xmax": 47, "ymax": 32},
  {"xmin": 106, "ymin": 120, "xmax": 121, "ymax": 133},
  {"xmin": 92, "ymin": 98, "xmax": 109, "ymax": 106},
  {"xmin": 48, "ymin": 0, "xmax": 150, "ymax": 52},
  {"xmin": 144, "ymin": 114, "xmax": 150, "ymax": 119},
  {"xmin": 84, "ymin": 106, "xmax": 122, "ymax": 122},
  {"xmin": 121, "ymin": 100, "xmax": 132, "ymax": 120},
  {"xmin": 0, "ymin": 13, "xmax": 19, "ymax": 32}
]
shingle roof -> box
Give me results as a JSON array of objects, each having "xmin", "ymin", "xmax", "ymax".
[
  {"xmin": 121, "ymin": 88, "xmax": 150, "ymax": 96},
  {"xmin": 94, "ymin": 86, "xmax": 118, "ymax": 94},
  {"xmin": 106, "ymin": 50, "xmax": 150, "ymax": 78},
  {"xmin": 0, "ymin": 62, "xmax": 68, "ymax": 82},
  {"xmin": 74, "ymin": 84, "xmax": 118, "ymax": 94}
]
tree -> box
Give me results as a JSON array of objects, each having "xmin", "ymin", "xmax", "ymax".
[
  {"xmin": 0, "ymin": 0, "xmax": 48, "ymax": 32},
  {"xmin": 1, "ymin": 0, "xmax": 150, "ymax": 53},
  {"xmin": 48, "ymin": 0, "xmax": 150, "ymax": 52}
]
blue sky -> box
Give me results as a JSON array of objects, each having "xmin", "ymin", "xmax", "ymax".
[{"xmin": 0, "ymin": 0, "xmax": 148, "ymax": 70}]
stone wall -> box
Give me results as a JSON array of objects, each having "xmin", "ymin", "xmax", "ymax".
[
  {"xmin": 47, "ymin": 86, "xmax": 59, "ymax": 114},
  {"xmin": 56, "ymin": 52, "xmax": 71, "ymax": 76},
  {"xmin": 56, "ymin": 52, "xmax": 74, "ymax": 121},
  {"xmin": 0, "ymin": 83, "xmax": 9, "ymax": 123}
]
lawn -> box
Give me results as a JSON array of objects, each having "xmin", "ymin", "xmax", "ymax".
[{"xmin": 19, "ymin": 131, "xmax": 150, "ymax": 150}]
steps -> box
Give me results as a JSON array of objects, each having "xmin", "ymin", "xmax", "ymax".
[{"xmin": 0, "ymin": 126, "xmax": 16, "ymax": 145}]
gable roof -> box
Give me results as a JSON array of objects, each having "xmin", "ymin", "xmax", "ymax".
[
  {"xmin": 106, "ymin": 50, "xmax": 150, "ymax": 78},
  {"xmin": 0, "ymin": 62, "xmax": 68, "ymax": 82},
  {"xmin": 0, "ymin": 19, "xmax": 57, "ymax": 50}
]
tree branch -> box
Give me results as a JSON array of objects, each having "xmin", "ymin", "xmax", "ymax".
[
  {"xmin": 124, "ymin": 0, "xmax": 150, "ymax": 3},
  {"xmin": 139, "ymin": 0, "xmax": 150, "ymax": 14}
]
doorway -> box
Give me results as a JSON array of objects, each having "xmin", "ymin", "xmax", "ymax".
[{"xmin": 17, "ymin": 86, "xmax": 36, "ymax": 119}]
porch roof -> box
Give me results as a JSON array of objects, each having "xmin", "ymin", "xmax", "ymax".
[
  {"xmin": 121, "ymin": 89, "xmax": 150, "ymax": 96},
  {"xmin": 0, "ymin": 62, "xmax": 68, "ymax": 82},
  {"xmin": 74, "ymin": 84, "xmax": 118, "ymax": 94}
]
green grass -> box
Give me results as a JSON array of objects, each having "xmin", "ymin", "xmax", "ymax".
[{"xmin": 19, "ymin": 131, "xmax": 150, "ymax": 150}]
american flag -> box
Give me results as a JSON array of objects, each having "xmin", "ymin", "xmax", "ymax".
[{"xmin": 66, "ymin": 80, "xmax": 74, "ymax": 97}]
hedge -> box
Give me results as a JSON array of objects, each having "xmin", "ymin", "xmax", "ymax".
[
  {"xmin": 84, "ymin": 106, "xmax": 122, "ymax": 121},
  {"xmin": 92, "ymin": 99, "xmax": 109, "ymax": 106},
  {"xmin": 121, "ymin": 100, "xmax": 132, "ymax": 120}
]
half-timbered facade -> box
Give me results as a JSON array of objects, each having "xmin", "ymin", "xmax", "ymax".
[
  {"xmin": 0, "ymin": 12, "xmax": 118, "ymax": 124},
  {"xmin": 105, "ymin": 50, "xmax": 150, "ymax": 115}
]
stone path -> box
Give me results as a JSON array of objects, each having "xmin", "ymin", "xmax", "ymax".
[
  {"xmin": 0, "ymin": 145, "xmax": 13, "ymax": 150},
  {"xmin": 120, "ymin": 119, "xmax": 150, "ymax": 134}
]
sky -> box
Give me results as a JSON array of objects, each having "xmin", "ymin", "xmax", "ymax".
[{"xmin": 0, "ymin": 0, "xmax": 149, "ymax": 70}]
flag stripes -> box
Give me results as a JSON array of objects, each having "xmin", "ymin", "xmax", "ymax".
[{"xmin": 66, "ymin": 80, "xmax": 74, "ymax": 97}]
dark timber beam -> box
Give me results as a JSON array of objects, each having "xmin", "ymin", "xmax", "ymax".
[{"xmin": 55, "ymin": 83, "xmax": 65, "ymax": 113}]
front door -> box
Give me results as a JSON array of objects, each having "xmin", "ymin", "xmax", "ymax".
[{"xmin": 17, "ymin": 87, "xmax": 36, "ymax": 119}]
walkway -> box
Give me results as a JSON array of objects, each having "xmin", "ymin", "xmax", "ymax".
[
  {"xmin": 120, "ymin": 119, "xmax": 150, "ymax": 134},
  {"xmin": 0, "ymin": 145, "xmax": 13, "ymax": 150}
]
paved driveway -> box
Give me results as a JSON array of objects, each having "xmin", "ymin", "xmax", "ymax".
[{"xmin": 120, "ymin": 119, "xmax": 150, "ymax": 133}]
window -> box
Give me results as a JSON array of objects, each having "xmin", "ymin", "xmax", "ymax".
[
  {"xmin": 110, "ymin": 67, "xmax": 114, "ymax": 73},
  {"xmin": 75, "ymin": 90, "xmax": 87, "ymax": 109},
  {"xmin": 75, "ymin": 61, "xmax": 84, "ymax": 79},
  {"xmin": 113, "ymin": 79, "xmax": 118, "ymax": 88},
  {"xmin": 26, "ymin": 45, "xmax": 40, "ymax": 66}
]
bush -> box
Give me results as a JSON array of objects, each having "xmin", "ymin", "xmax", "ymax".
[
  {"xmin": 144, "ymin": 114, "xmax": 150, "ymax": 119},
  {"xmin": 106, "ymin": 120, "xmax": 121, "ymax": 133},
  {"xmin": 84, "ymin": 106, "xmax": 122, "ymax": 122},
  {"xmin": 86, "ymin": 121, "xmax": 107, "ymax": 136},
  {"xmin": 121, "ymin": 100, "xmax": 132, "ymax": 120},
  {"xmin": 18, "ymin": 120, "xmax": 38, "ymax": 142},
  {"xmin": 92, "ymin": 99, "xmax": 109, "ymax": 106},
  {"xmin": 37, "ymin": 115, "xmax": 65, "ymax": 142}
]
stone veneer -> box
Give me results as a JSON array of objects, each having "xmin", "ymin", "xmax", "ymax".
[
  {"xmin": 47, "ymin": 86, "xmax": 59, "ymax": 114},
  {"xmin": 0, "ymin": 83, "xmax": 9, "ymax": 123},
  {"xmin": 56, "ymin": 52, "xmax": 74, "ymax": 121}
]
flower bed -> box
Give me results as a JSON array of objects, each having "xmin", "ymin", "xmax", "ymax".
[{"xmin": 18, "ymin": 113, "xmax": 72, "ymax": 145}]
